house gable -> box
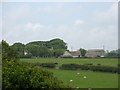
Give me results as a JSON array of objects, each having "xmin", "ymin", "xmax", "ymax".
[{"xmin": 85, "ymin": 49, "xmax": 105, "ymax": 57}]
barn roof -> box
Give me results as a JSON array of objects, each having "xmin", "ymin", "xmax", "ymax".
[{"xmin": 63, "ymin": 51, "xmax": 72, "ymax": 56}]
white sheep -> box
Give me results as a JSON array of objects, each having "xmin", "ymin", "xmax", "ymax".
[
  {"xmin": 83, "ymin": 76, "xmax": 87, "ymax": 78},
  {"xmin": 70, "ymin": 80, "xmax": 73, "ymax": 82}
]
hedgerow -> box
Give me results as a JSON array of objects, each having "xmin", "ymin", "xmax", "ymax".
[
  {"xmin": 35, "ymin": 63, "xmax": 56, "ymax": 68},
  {"xmin": 60, "ymin": 64, "xmax": 120, "ymax": 74}
]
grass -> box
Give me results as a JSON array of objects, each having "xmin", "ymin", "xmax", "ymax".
[
  {"xmin": 20, "ymin": 58, "xmax": 119, "ymax": 88},
  {"xmin": 20, "ymin": 58, "xmax": 118, "ymax": 67},
  {"xmin": 48, "ymin": 69, "xmax": 118, "ymax": 88}
]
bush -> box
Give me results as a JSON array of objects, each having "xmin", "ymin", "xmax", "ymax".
[
  {"xmin": 118, "ymin": 64, "xmax": 120, "ymax": 67},
  {"xmin": 35, "ymin": 63, "xmax": 56, "ymax": 68},
  {"xmin": 97, "ymin": 64, "xmax": 101, "ymax": 66},
  {"xmin": 60, "ymin": 64, "xmax": 80, "ymax": 70},
  {"xmin": 2, "ymin": 61, "xmax": 69, "ymax": 89}
]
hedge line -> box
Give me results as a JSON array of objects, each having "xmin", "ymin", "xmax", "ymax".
[
  {"xmin": 23, "ymin": 62, "xmax": 120, "ymax": 74},
  {"xmin": 60, "ymin": 64, "xmax": 120, "ymax": 74},
  {"xmin": 35, "ymin": 63, "xmax": 56, "ymax": 68}
]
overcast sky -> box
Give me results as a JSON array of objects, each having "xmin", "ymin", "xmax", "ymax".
[{"xmin": 1, "ymin": 2, "xmax": 118, "ymax": 51}]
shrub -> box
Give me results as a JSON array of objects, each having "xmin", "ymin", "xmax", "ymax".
[
  {"xmin": 2, "ymin": 61, "xmax": 69, "ymax": 89},
  {"xmin": 117, "ymin": 64, "xmax": 120, "ymax": 67},
  {"xmin": 35, "ymin": 63, "xmax": 56, "ymax": 68},
  {"xmin": 97, "ymin": 64, "xmax": 101, "ymax": 66},
  {"xmin": 54, "ymin": 63, "xmax": 58, "ymax": 65},
  {"xmin": 60, "ymin": 64, "xmax": 80, "ymax": 70}
]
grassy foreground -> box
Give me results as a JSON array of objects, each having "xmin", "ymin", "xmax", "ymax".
[
  {"xmin": 20, "ymin": 58, "xmax": 119, "ymax": 88},
  {"xmin": 48, "ymin": 69, "xmax": 118, "ymax": 88},
  {"xmin": 20, "ymin": 58, "xmax": 118, "ymax": 67}
]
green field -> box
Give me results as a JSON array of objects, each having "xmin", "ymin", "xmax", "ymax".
[
  {"xmin": 20, "ymin": 58, "xmax": 118, "ymax": 67},
  {"xmin": 48, "ymin": 69, "xmax": 118, "ymax": 88},
  {"xmin": 20, "ymin": 58, "xmax": 119, "ymax": 88}
]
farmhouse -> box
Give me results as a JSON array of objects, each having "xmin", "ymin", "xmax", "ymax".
[
  {"xmin": 69, "ymin": 51, "xmax": 81, "ymax": 58},
  {"xmin": 62, "ymin": 51, "xmax": 72, "ymax": 57},
  {"xmin": 85, "ymin": 49, "xmax": 105, "ymax": 58},
  {"xmin": 62, "ymin": 51, "xmax": 81, "ymax": 58}
]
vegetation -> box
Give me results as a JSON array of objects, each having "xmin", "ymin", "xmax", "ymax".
[
  {"xmin": 61, "ymin": 56, "xmax": 73, "ymax": 58},
  {"xmin": 20, "ymin": 58, "xmax": 118, "ymax": 67},
  {"xmin": 105, "ymin": 49, "xmax": 120, "ymax": 58},
  {"xmin": 60, "ymin": 64, "xmax": 120, "ymax": 73},
  {"xmin": 2, "ymin": 40, "xmax": 19, "ymax": 62},
  {"xmin": 21, "ymin": 59, "xmax": 119, "ymax": 73},
  {"xmin": 11, "ymin": 38, "xmax": 66, "ymax": 58},
  {"xmin": 49, "ymin": 69, "xmax": 118, "ymax": 88},
  {"xmin": 79, "ymin": 48, "xmax": 87, "ymax": 57},
  {"xmin": 2, "ymin": 40, "xmax": 69, "ymax": 89},
  {"xmin": 25, "ymin": 44, "xmax": 49, "ymax": 58},
  {"xmin": 10, "ymin": 39, "xmax": 120, "ymax": 58},
  {"xmin": 3, "ymin": 61, "xmax": 68, "ymax": 89},
  {"xmin": 11, "ymin": 43, "xmax": 25, "ymax": 58},
  {"xmin": 35, "ymin": 63, "xmax": 56, "ymax": 68},
  {"xmin": 27, "ymin": 38, "xmax": 67, "ymax": 50},
  {"xmin": 20, "ymin": 58, "xmax": 119, "ymax": 88},
  {"xmin": 2, "ymin": 39, "xmax": 120, "ymax": 88}
]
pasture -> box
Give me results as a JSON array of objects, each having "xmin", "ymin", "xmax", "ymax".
[
  {"xmin": 20, "ymin": 58, "xmax": 119, "ymax": 88},
  {"xmin": 48, "ymin": 69, "xmax": 118, "ymax": 88},
  {"xmin": 20, "ymin": 58, "xmax": 118, "ymax": 67}
]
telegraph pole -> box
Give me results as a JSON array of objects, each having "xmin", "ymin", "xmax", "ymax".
[{"xmin": 103, "ymin": 45, "xmax": 104, "ymax": 50}]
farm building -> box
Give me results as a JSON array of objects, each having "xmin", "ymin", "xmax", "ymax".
[
  {"xmin": 85, "ymin": 49, "xmax": 105, "ymax": 58},
  {"xmin": 62, "ymin": 51, "xmax": 72, "ymax": 57},
  {"xmin": 62, "ymin": 51, "xmax": 81, "ymax": 58}
]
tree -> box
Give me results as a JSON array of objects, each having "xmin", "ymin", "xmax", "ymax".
[
  {"xmin": 11, "ymin": 43, "xmax": 25, "ymax": 58},
  {"xmin": 2, "ymin": 40, "xmax": 18, "ymax": 62},
  {"xmin": 26, "ymin": 38, "xmax": 67, "ymax": 50},
  {"xmin": 105, "ymin": 49, "xmax": 120, "ymax": 57},
  {"xmin": 25, "ymin": 45, "xmax": 49, "ymax": 57},
  {"xmin": 79, "ymin": 48, "xmax": 87, "ymax": 57},
  {"xmin": 48, "ymin": 38, "xmax": 67, "ymax": 50},
  {"xmin": 52, "ymin": 49, "xmax": 65, "ymax": 58}
]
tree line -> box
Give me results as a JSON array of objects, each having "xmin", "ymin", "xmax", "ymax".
[
  {"xmin": 105, "ymin": 49, "xmax": 120, "ymax": 58},
  {"xmin": 3, "ymin": 38, "xmax": 120, "ymax": 58},
  {"xmin": 11, "ymin": 38, "xmax": 67, "ymax": 58}
]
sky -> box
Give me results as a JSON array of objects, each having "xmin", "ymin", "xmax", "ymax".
[{"xmin": 1, "ymin": 2, "xmax": 118, "ymax": 51}]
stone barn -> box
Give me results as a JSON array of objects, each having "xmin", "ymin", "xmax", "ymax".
[{"xmin": 85, "ymin": 49, "xmax": 105, "ymax": 58}]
